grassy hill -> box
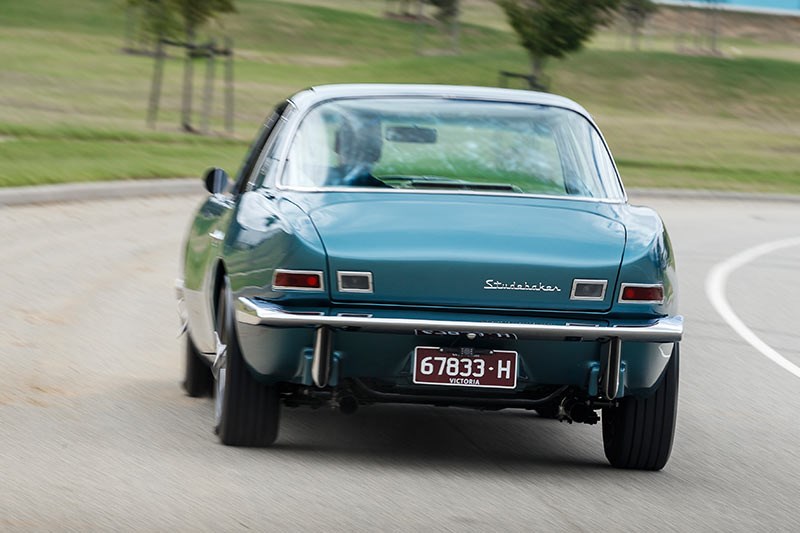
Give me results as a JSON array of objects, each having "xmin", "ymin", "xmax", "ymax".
[{"xmin": 1, "ymin": 0, "xmax": 798, "ymax": 192}]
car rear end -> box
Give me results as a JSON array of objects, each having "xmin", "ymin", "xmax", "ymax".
[
  {"xmin": 234, "ymin": 190, "xmax": 681, "ymax": 416},
  {"xmin": 217, "ymin": 85, "xmax": 683, "ymax": 468}
]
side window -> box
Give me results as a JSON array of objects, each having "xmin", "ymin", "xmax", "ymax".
[
  {"xmin": 590, "ymin": 128, "xmax": 621, "ymax": 197},
  {"xmin": 231, "ymin": 101, "xmax": 289, "ymax": 195},
  {"xmin": 251, "ymin": 115, "xmax": 289, "ymax": 189}
]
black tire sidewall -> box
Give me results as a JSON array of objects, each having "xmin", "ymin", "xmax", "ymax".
[
  {"xmin": 215, "ymin": 278, "xmax": 280, "ymax": 446},
  {"xmin": 602, "ymin": 343, "xmax": 679, "ymax": 470}
]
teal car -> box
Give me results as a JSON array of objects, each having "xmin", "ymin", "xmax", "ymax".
[{"xmin": 177, "ymin": 84, "xmax": 683, "ymax": 470}]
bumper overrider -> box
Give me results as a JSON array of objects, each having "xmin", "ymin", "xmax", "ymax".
[{"xmin": 235, "ymin": 297, "xmax": 683, "ymax": 401}]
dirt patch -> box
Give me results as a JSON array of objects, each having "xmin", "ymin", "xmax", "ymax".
[
  {"xmin": 236, "ymin": 49, "xmax": 354, "ymax": 67},
  {"xmin": 647, "ymin": 6, "xmax": 800, "ymax": 45}
]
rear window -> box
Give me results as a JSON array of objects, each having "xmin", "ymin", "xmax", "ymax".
[{"xmin": 281, "ymin": 97, "xmax": 623, "ymax": 199}]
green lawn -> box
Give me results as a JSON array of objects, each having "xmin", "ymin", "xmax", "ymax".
[{"xmin": 0, "ymin": 0, "xmax": 798, "ymax": 192}]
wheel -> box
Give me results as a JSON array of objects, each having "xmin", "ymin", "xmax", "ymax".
[
  {"xmin": 602, "ymin": 343, "xmax": 679, "ymax": 470},
  {"xmin": 183, "ymin": 335, "xmax": 213, "ymax": 398},
  {"xmin": 214, "ymin": 277, "xmax": 280, "ymax": 447}
]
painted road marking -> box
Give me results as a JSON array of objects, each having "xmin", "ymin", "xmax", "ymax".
[{"xmin": 706, "ymin": 237, "xmax": 800, "ymax": 379}]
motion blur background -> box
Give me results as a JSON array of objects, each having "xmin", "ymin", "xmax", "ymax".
[
  {"xmin": 0, "ymin": 0, "xmax": 798, "ymax": 193},
  {"xmin": 2, "ymin": 3, "xmax": 800, "ymax": 530}
]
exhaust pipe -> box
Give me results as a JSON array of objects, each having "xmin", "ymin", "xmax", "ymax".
[
  {"xmin": 311, "ymin": 326, "xmax": 332, "ymax": 388},
  {"xmin": 601, "ymin": 337, "xmax": 622, "ymax": 400}
]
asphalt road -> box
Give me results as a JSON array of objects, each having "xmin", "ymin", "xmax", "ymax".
[{"xmin": 1, "ymin": 194, "xmax": 799, "ymax": 531}]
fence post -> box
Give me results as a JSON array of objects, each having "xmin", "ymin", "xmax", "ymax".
[{"xmin": 224, "ymin": 37, "xmax": 234, "ymax": 135}]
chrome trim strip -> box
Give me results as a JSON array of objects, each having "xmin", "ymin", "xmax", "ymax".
[
  {"xmin": 272, "ymin": 269, "xmax": 325, "ymax": 292},
  {"xmin": 618, "ymin": 283, "xmax": 665, "ymax": 305},
  {"xmin": 570, "ymin": 279, "xmax": 608, "ymax": 301},
  {"xmin": 236, "ymin": 297, "xmax": 683, "ymax": 342},
  {"xmin": 175, "ymin": 278, "xmax": 188, "ymax": 337},
  {"xmin": 273, "ymin": 186, "xmax": 626, "ymax": 204},
  {"xmin": 175, "ymin": 278, "xmax": 185, "ymax": 299}
]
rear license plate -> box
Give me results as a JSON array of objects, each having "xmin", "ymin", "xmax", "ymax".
[{"xmin": 412, "ymin": 346, "xmax": 518, "ymax": 389}]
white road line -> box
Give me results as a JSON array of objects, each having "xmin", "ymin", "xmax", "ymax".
[{"xmin": 706, "ymin": 237, "xmax": 800, "ymax": 379}]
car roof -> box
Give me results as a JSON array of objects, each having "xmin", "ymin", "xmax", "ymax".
[{"xmin": 288, "ymin": 84, "xmax": 593, "ymax": 121}]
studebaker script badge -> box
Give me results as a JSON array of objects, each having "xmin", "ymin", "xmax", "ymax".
[{"xmin": 484, "ymin": 279, "xmax": 562, "ymax": 292}]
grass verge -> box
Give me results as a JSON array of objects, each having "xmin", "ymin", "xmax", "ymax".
[{"xmin": 0, "ymin": 0, "xmax": 798, "ymax": 193}]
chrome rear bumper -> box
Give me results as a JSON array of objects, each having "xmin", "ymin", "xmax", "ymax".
[
  {"xmin": 236, "ymin": 297, "xmax": 682, "ymax": 400},
  {"xmin": 236, "ymin": 297, "xmax": 683, "ymax": 343}
]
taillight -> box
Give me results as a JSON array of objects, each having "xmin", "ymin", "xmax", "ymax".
[
  {"xmin": 273, "ymin": 269, "xmax": 324, "ymax": 291},
  {"xmin": 619, "ymin": 283, "xmax": 664, "ymax": 304}
]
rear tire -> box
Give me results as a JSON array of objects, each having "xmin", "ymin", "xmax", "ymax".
[
  {"xmin": 183, "ymin": 336, "xmax": 213, "ymax": 398},
  {"xmin": 602, "ymin": 344, "xmax": 679, "ymax": 470},
  {"xmin": 215, "ymin": 278, "xmax": 280, "ymax": 447}
]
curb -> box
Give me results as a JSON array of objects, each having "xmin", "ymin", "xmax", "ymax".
[
  {"xmin": 1, "ymin": 179, "xmax": 799, "ymax": 206},
  {"xmin": 626, "ymin": 188, "xmax": 800, "ymax": 203},
  {"xmin": 0, "ymin": 178, "xmax": 202, "ymax": 207}
]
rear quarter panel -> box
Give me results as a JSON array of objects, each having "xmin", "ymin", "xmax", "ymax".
[
  {"xmin": 223, "ymin": 190, "xmax": 328, "ymax": 304},
  {"xmin": 611, "ymin": 203, "xmax": 678, "ymax": 317}
]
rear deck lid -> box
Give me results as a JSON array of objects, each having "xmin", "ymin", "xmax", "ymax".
[{"xmin": 308, "ymin": 195, "xmax": 626, "ymax": 312}]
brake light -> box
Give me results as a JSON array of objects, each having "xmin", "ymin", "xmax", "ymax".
[
  {"xmin": 273, "ymin": 269, "xmax": 324, "ymax": 291},
  {"xmin": 619, "ymin": 283, "xmax": 664, "ymax": 304}
]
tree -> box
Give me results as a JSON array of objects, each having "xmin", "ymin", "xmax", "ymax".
[
  {"xmin": 427, "ymin": 0, "xmax": 461, "ymax": 52},
  {"xmin": 403, "ymin": 0, "xmax": 416, "ymax": 15},
  {"xmin": 170, "ymin": 1, "xmax": 235, "ymax": 131},
  {"xmin": 497, "ymin": 0, "xmax": 619, "ymax": 86},
  {"xmin": 170, "ymin": 0, "xmax": 235, "ymax": 42},
  {"xmin": 619, "ymin": 0, "xmax": 657, "ymax": 50},
  {"xmin": 428, "ymin": 0, "xmax": 459, "ymax": 24},
  {"xmin": 387, "ymin": 1, "xmax": 461, "ymax": 54},
  {"xmin": 386, "ymin": 0, "xmax": 419, "ymax": 16},
  {"xmin": 130, "ymin": 0, "xmax": 235, "ymax": 131},
  {"xmin": 701, "ymin": 0, "xmax": 726, "ymax": 55},
  {"xmin": 126, "ymin": 0, "xmax": 234, "ymax": 45},
  {"xmin": 125, "ymin": 0, "xmax": 180, "ymax": 51}
]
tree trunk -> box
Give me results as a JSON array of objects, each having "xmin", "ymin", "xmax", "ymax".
[
  {"xmin": 632, "ymin": 22, "xmax": 641, "ymax": 51},
  {"xmin": 530, "ymin": 56, "xmax": 545, "ymax": 89},
  {"xmin": 451, "ymin": 16, "xmax": 460, "ymax": 54},
  {"xmin": 146, "ymin": 37, "xmax": 165, "ymax": 128},
  {"xmin": 181, "ymin": 23, "xmax": 196, "ymax": 132},
  {"xmin": 224, "ymin": 37, "xmax": 234, "ymax": 134},
  {"xmin": 201, "ymin": 40, "xmax": 216, "ymax": 135},
  {"xmin": 709, "ymin": 6, "xmax": 720, "ymax": 54},
  {"xmin": 414, "ymin": 0, "xmax": 425, "ymax": 55},
  {"xmin": 123, "ymin": 3, "xmax": 134, "ymax": 52}
]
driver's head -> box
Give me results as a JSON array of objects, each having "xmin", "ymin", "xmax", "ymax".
[{"xmin": 334, "ymin": 117, "xmax": 382, "ymax": 168}]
